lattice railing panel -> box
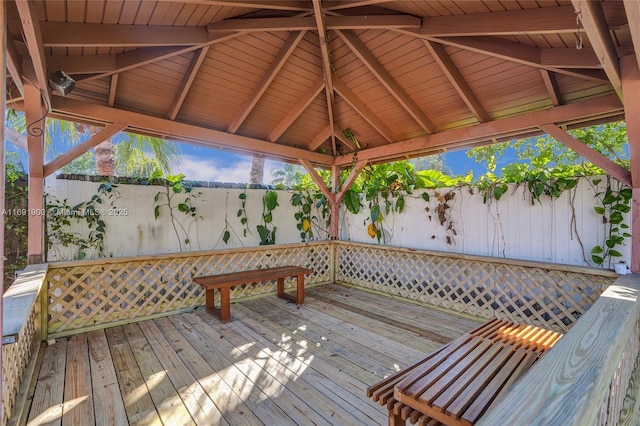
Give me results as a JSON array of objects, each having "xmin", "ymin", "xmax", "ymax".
[
  {"xmin": 335, "ymin": 242, "xmax": 615, "ymax": 332},
  {"xmin": 2, "ymin": 305, "xmax": 37, "ymax": 425},
  {"xmin": 46, "ymin": 243, "xmax": 332, "ymax": 335}
]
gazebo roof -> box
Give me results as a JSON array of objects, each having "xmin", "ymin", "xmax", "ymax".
[{"xmin": 6, "ymin": 0, "xmax": 639, "ymax": 167}]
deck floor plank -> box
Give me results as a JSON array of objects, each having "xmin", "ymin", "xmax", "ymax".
[
  {"xmin": 104, "ymin": 326, "xmax": 163, "ymax": 425},
  {"xmin": 28, "ymin": 338, "xmax": 67, "ymax": 425},
  {"xmin": 121, "ymin": 323, "xmax": 196, "ymax": 426},
  {"xmin": 62, "ymin": 334, "xmax": 94, "ymax": 426},
  {"xmin": 24, "ymin": 284, "xmax": 483, "ymax": 426},
  {"xmin": 86, "ymin": 330, "xmax": 129, "ymax": 425}
]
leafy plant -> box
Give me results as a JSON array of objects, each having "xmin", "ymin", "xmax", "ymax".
[
  {"xmin": 150, "ymin": 171, "xmax": 202, "ymax": 252},
  {"xmin": 291, "ymin": 190, "xmax": 328, "ymax": 241},
  {"xmin": 257, "ymin": 190, "xmax": 279, "ymax": 245},
  {"xmin": 237, "ymin": 190, "xmax": 251, "ymax": 238},
  {"xmin": 590, "ymin": 177, "xmax": 632, "ymax": 266},
  {"xmin": 45, "ymin": 182, "xmax": 120, "ymax": 260}
]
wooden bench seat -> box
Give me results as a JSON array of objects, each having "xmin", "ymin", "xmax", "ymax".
[
  {"xmin": 193, "ymin": 265, "xmax": 313, "ymax": 323},
  {"xmin": 366, "ymin": 318, "xmax": 562, "ymax": 426}
]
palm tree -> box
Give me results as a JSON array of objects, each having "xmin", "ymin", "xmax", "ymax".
[
  {"xmin": 271, "ymin": 163, "xmax": 303, "ymax": 187},
  {"xmin": 250, "ymin": 156, "xmax": 264, "ymax": 184},
  {"xmin": 6, "ymin": 111, "xmax": 179, "ymax": 176}
]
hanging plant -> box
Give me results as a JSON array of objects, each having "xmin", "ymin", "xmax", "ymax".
[{"xmin": 257, "ymin": 190, "xmax": 278, "ymax": 245}]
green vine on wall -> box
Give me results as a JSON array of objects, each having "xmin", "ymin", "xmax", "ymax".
[
  {"xmin": 237, "ymin": 190, "xmax": 251, "ymax": 238},
  {"xmin": 150, "ymin": 171, "xmax": 202, "ymax": 252},
  {"xmin": 257, "ymin": 190, "xmax": 278, "ymax": 245},
  {"xmin": 45, "ymin": 182, "xmax": 120, "ymax": 260}
]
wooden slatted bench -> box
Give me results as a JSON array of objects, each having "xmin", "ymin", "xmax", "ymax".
[
  {"xmin": 193, "ymin": 265, "xmax": 313, "ymax": 323},
  {"xmin": 366, "ymin": 318, "xmax": 562, "ymax": 426}
]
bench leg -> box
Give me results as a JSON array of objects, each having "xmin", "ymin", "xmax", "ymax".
[
  {"xmin": 205, "ymin": 287, "xmax": 231, "ymax": 323},
  {"xmin": 296, "ymin": 273, "xmax": 304, "ymax": 305},
  {"xmin": 388, "ymin": 410, "xmax": 404, "ymax": 426},
  {"xmin": 276, "ymin": 277, "xmax": 285, "ymax": 298}
]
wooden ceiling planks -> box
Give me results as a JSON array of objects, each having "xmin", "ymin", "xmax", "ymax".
[{"xmin": 6, "ymin": 0, "xmax": 632, "ymax": 167}]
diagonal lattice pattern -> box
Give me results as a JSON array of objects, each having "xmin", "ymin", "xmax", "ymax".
[
  {"xmin": 46, "ymin": 243, "xmax": 332, "ymax": 336},
  {"xmin": 2, "ymin": 304, "xmax": 37, "ymax": 425},
  {"xmin": 335, "ymin": 242, "xmax": 616, "ymax": 332}
]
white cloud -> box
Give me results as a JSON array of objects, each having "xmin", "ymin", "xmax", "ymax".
[{"xmin": 175, "ymin": 154, "xmax": 282, "ymax": 184}]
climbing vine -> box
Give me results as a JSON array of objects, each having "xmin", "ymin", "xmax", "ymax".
[{"xmin": 257, "ymin": 190, "xmax": 279, "ymax": 245}]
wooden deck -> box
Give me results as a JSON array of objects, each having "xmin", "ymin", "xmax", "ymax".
[{"xmin": 24, "ymin": 284, "xmax": 481, "ymax": 425}]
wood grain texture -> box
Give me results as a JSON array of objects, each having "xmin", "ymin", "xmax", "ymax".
[{"xmin": 479, "ymin": 274, "xmax": 640, "ymax": 425}]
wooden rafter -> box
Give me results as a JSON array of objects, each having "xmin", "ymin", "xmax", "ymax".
[
  {"xmin": 335, "ymin": 160, "xmax": 367, "ymax": 204},
  {"xmin": 15, "ymin": 0, "xmax": 49, "ymax": 104},
  {"xmin": 228, "ymin": 31, "xmax": 305, "ymax": 133},
  {"xmin": 51, "ymin": 97, "xmax": 334, "ymax": 166},
  {"xmin": 324, "ymin": 1, "xmax": 391, "ymax": 11},
  {"xmin": 6, "ymin": 36, "xmax": 24, "ymax": 96},
  {"xmin": 108, "ymin": 75, "xmax": 118, "ymax": 107},
  {"xmin": 268, "ymin": 77, "xmax": 325, "ymax": 142},
  {"xmin": 539, "ymin": 124, "xmax": 631, "ymax": 187},
  {"xmin": 572, "ymin": 0, "xmax": 621, "ymax": 98},
  {"xmin": 623, "ymin": 1, "xmax": 640, "ymax": 74},
  {"xmin": 158, "ymin": 0, "xmax": 311, "ymax": 11},
  {"xmin": 167, "ymin": 47, "xmax": 210, "ymax": 120},
  {"xmin": 299, "ymin": 159, "xmax": 334, "ymax": 202},
  {"xmin": 540, "ymin": 70, "xmax": 562, "ymax": 106},
  {"xmin": 334, "ymin": 94, "xmax": 623, "ymax": 165},
  {"xmin": 338, "ymin": 30, "xmax": 436, "ymax": 134},
  {"xmin": 333, "ymin": 75, "xmax": 396, "ymax": 143},
  {"xmin": 43, "ymin": 123, "xmax": 127, "ymax": 177},
  {"xmin": 74, "ymin": 33, "xmax": 242, "ymax": 84},
  {"xmin": 41, "ymin": 23, "xmax": 208, "ymax": 47},
  {"xmin": 308, "ymin": 125, "xmax": 332, "ymax": 151},
  {"xmin": 420, "ymin": 6, "xmax": 577, "ymax": 36},
  {"xmin": 313, "ymin": 0, "xmax": 337, "ymax": 156},
  {"xmin": 421, "ymin": 35, "xmax": 608, "ymax": 82},
  {"xmin": 4, "ymin": 127, "xmax": 27, "ymax": 150},
  {"xmin": 423, "ymin": 39, "xmax": 489, "ymax": 123},
  {"xmin": 207, "ymin": 15, "xmax": 421, "ymax": 33}
]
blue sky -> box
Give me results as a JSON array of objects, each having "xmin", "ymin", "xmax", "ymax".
[{"xmin": 5, "ymin": 135, "xmax": 496, "ymax": 183}]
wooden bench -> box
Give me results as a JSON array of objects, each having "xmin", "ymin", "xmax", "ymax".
[
  {"xmin": 193, "ymin": 265, "xmax": 313, "ymax": 323},
  {"xmin": 366, "ymin": 318, "xmax": 562, "ymax": 426}
]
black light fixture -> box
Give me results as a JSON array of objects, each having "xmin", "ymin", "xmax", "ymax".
[{"xmin": 48, "ymin": 69, "xmax": 75, "ymax": 96}]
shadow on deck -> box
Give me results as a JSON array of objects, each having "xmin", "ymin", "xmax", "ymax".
[{"xmin": 24, "ymin": 284, "xmax": 481, "ymax": 425}]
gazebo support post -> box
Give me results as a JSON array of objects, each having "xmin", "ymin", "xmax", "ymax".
[
  {"xmin": 1, "ymin": 1, "xmax": 6, "ymax": 420},
  {"xmin": 24, "ymin": 78, "xmax": 45, "ymax": 264},
  {"xmin": 621, "ymin": 54, "xmax": 640, "ymax": 273}
]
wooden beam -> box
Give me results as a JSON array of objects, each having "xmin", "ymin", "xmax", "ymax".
[
  {"xmin": 75, "ymin": 33, "xmax": 241, "ymax": 84},
  {"xmin": 268, "ymin": 76, "xmax": 325, "ymax": 142},
  {"xmin": 43, "ymin": 123, "xmax": 126, "ymax": 177},
  {"xmin": 51, "ymin": 97, "xmax": 334, "ymax": 166},
  {"xmin": 423, "ymin": 39, "xmax": 489, "ymax": 123},
  {"xmin": 339, "ymin": 30, "xmax": 437, "ymax": 133},
  {"xmin": 336, "ymin": 160, "xmax": 367, "ymax": 204},
  {"xmin": 572, "ymin": 0, "xmax": 621, "ymax": 98},
  {"xmin": 15, "ymin": 0, "xmax": 50, "ymax": 104},
  {"xmin": 299, "ymin": 159, "xmax": 334, "ymax": 202},
  {"xmin": 333, "ymin": 75, "xmax": 396, "ymax": 143},
  {"xmin": 207, "ymin": 15, "xmax": 420, "ymax": 32},
  {"xmin": 48, "ymin": 54, "xmax": 117, "ymax": 74},
  {"xmin": 6, "ymin": 36, "xmax": 24, "ymax": 96},
  {"xmin": 539, "ymin": 124, "xmax": 631, "ymax": 187},
  {"xmin": 41, "ymin": 22, "xmax": 208, "ymax": 47},
  {"xmin": 420, "ymin": 5, "xmax": 576, "ymax": 36},
  {"xmin": 621, "ymin": 54, "xmax": 640, "ymax": 187},
  {"xmin": 168, "ymin": 47, "xmax": 209, "ymax": 120},
  {"xmin": 156, "ymin": 0, "xmax": 311, "ymax": 11},
  {"xmin": 422, "ymin": 35, "xmax": 608, "ymax": 82},
  {"xmin": 308, "ymin": 125, "xmax": 332, "ymax": 151},
  {"xmin": 228, "ymin": 31, "xmax": 305, "ymax": 133},
  {"xmin": 313, "ymin": 0, "xmax": 337, "ymax": 156},
  {"xmin": 540, "ymin": 70, "xmax": 562, "ymax": 106},
  {"xmin": 624, "ymin": 1, "xmax": 640, "ymax": 74},
  {"xmin": 324, "ymin": 0, "xmax": 392, "ymax": 11},
  {"xmin": 4, "ymin": 127, "xmax": 27, "ymax": 149},
  {"xmin": 24, "ymin": 81, "xmax": 44, "ymax": 263},
  {"xmin": 334, "ymin": 94, "xmax": 623, "ymax": 165}
]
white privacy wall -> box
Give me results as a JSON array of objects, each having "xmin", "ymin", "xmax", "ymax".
[
  {"xmin": 341, "ymin": 177, "xmax": 629, "ymax": 268},
  {"xmin": 50, "ymin": 177, "xmax": 629, "ymax": 269}
]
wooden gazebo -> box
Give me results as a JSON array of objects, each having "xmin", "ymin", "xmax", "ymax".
[{"xmin": 2, "ymin": 1, "xmax": 640, "ymax": 424}]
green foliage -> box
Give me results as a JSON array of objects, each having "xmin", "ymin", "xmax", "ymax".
[
  {"xmin": 237, "ymin": 190, "xmax": 251, "ymax": 238},
  {"xmin": 258, "ymin": 190, "xmax": 279, "ymax": 245},
  {"xmin": 291, "ymin": 190, "xmax": 324, "ymax": 241},
  {"xmin": 45, "ymin": 182, "xmax": 120, "ymax": 260},
  {"xmin": 590, "ymin": 177, "xmax": 632, "ymax": 266},
  {"xmin": 4, "ymin": 154, "xmax": 28, "ymax": 286},
  {"xmin": 271, "ymin": 163, "xmax": 304, "ymax": 187},
  {"xmin": 150, "ymin": 171, "xmax": 202, "ymax": 252}
]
